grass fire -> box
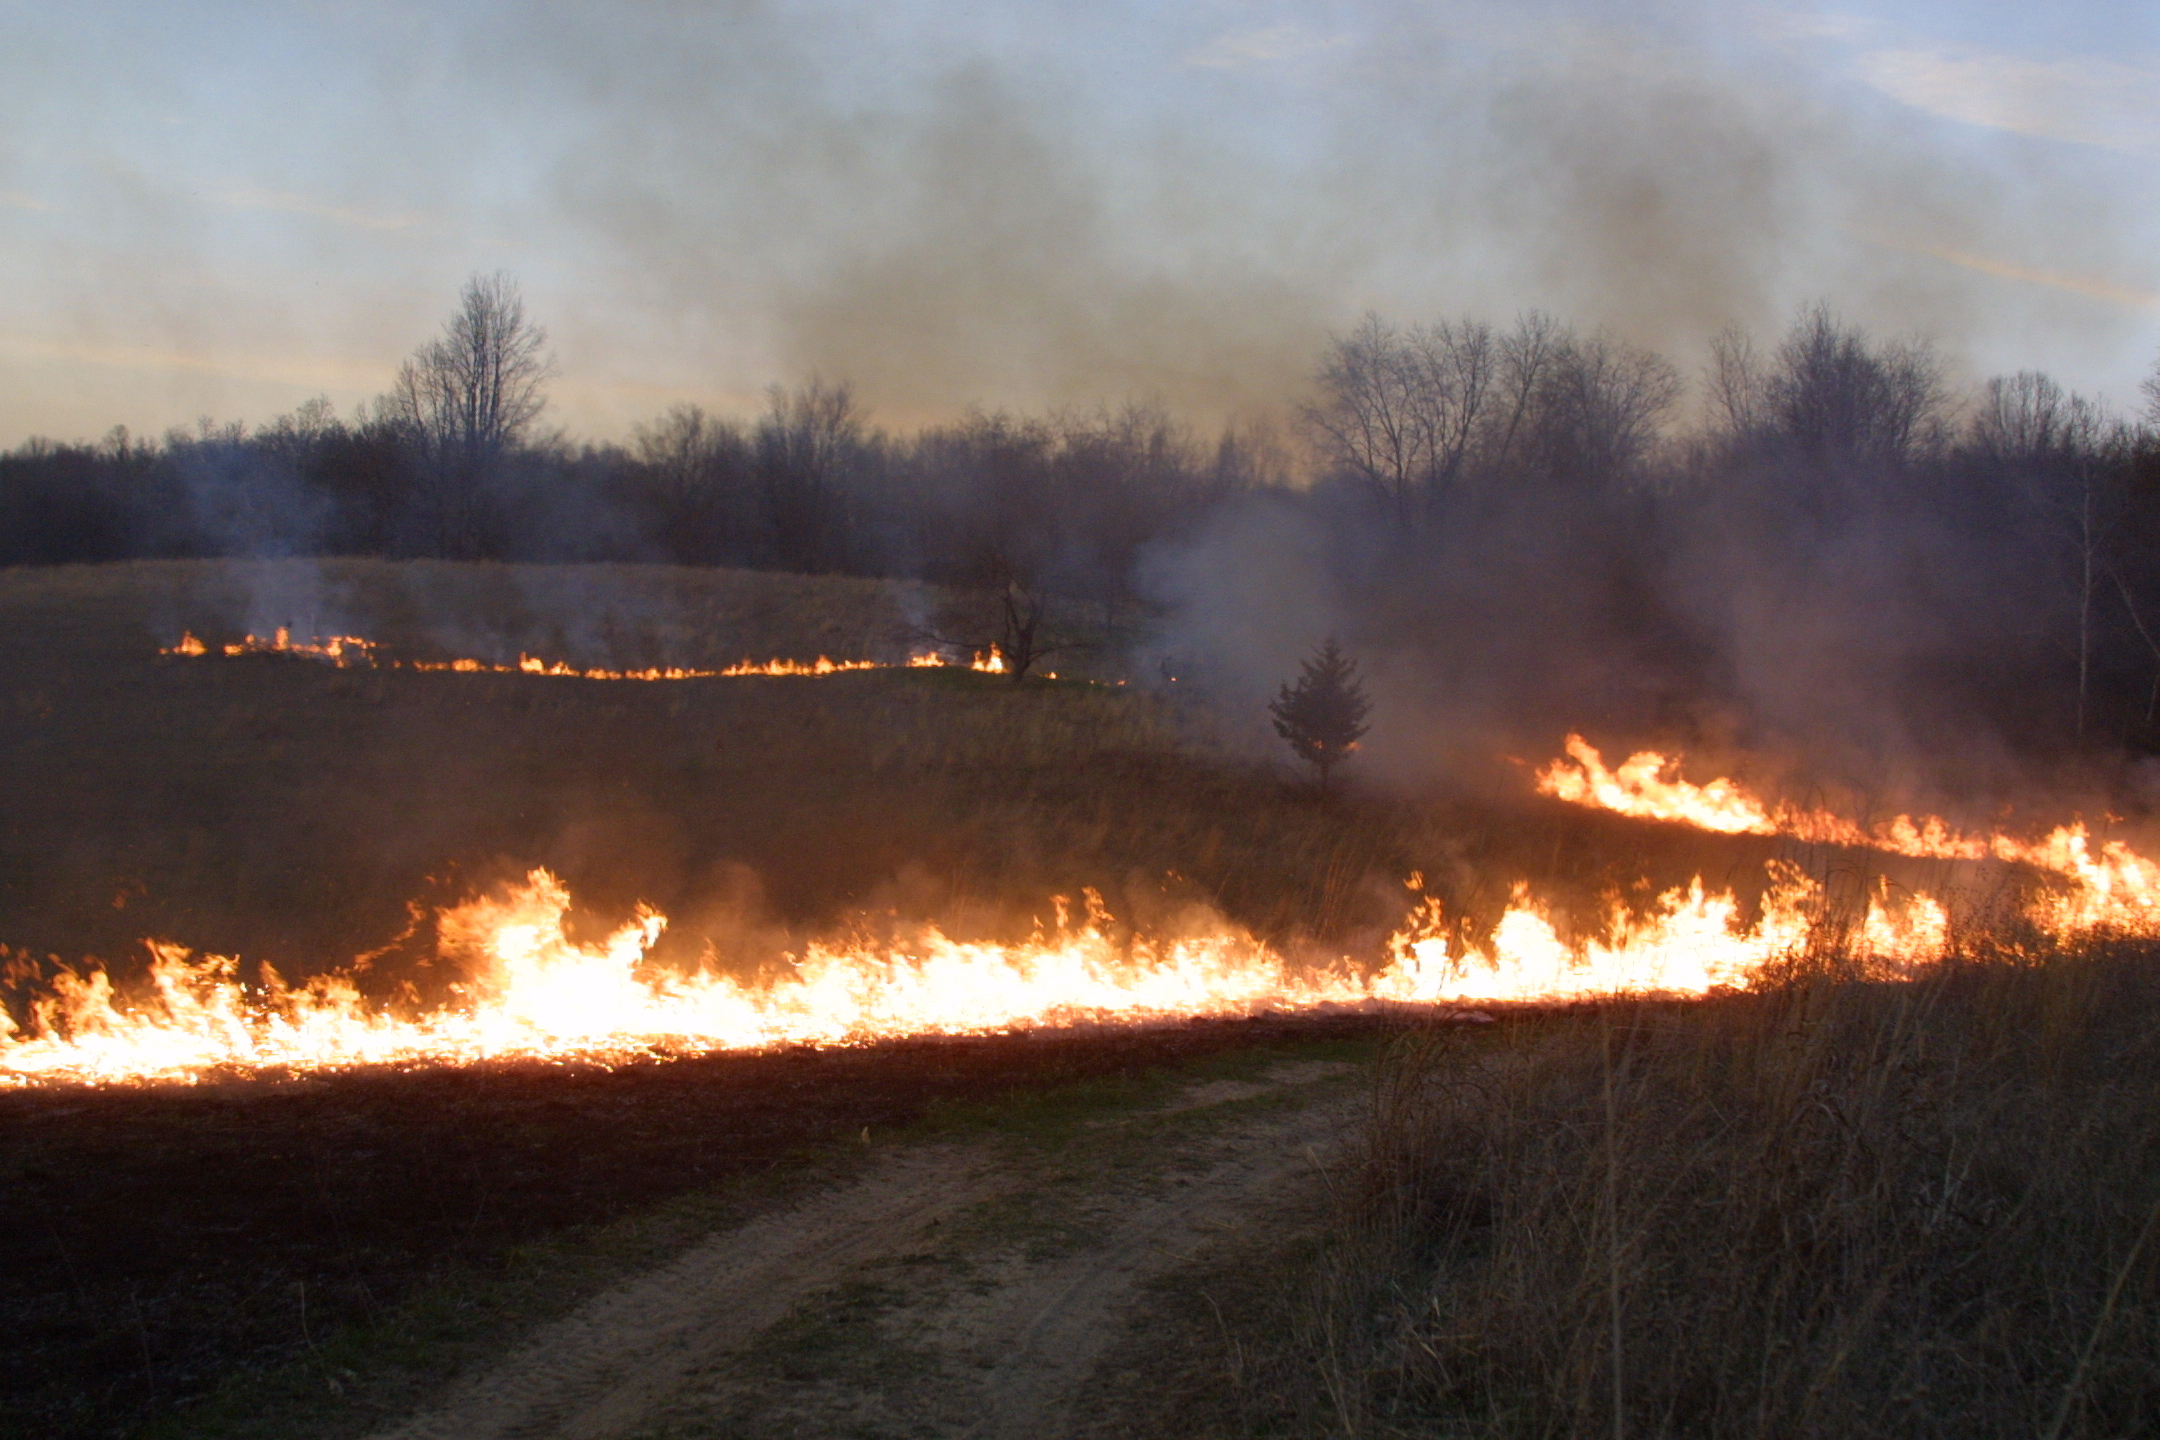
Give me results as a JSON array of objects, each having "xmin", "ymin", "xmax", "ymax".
[{"xmin": 8, "ymin": 4, "xmax": 2160, "ymax": 1436}]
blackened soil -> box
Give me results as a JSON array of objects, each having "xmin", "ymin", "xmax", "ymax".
[{"xmin": 0, "ymin": 1013, "xmax": 1391, "ymax": 1440}]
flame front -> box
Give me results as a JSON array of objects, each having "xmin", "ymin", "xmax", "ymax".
[
  {"xmin": 18, "ymin": 720, "xmax": 2156, "ymax": 1088},
  {"xmin": 163, "ymin": 633, "xmax": 1008, "ymax": 679},
  {"xmin": 1536, "ymin": 734, "xmax": 2160, "ymax": 939},
  {"xmin": 4, "ymin": 857, "xmax": 1962, "ymax": 1088},
  {"xmin": 1535, "ymin": 734, "xmax": 1777, "ymax": 835},
  {"xmin": 2, "ymin": 872, "xmax": 1395, "ymax": 1086}
]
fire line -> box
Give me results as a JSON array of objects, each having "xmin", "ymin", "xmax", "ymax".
[
  {"xmin": 9, "ymin": 736, "xmax": 2156, "ymax": 1088},
  {"xmin": 162, "ymin": 628, "xmax": 1008, "ymax": 678}
]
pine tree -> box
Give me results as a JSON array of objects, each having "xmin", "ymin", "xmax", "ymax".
[{"xmin": 1269, "ymin": 638, "xmax": 1371, "ymax": 797}]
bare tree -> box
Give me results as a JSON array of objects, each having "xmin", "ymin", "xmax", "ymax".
[
  {"xmin": 1305, "ymin": 314, "xmax": 1432, "ymax": 525},
  {"xmin": 757, "ymin": 376, "xmax": 864, "ymax": 571},
  {"xmin": 1533, "ymin": 332, "xmax": 1683, "ymax": 486},
  {"xmin": 1706, "ymin": 326, "xmax": 1765, "ymax": 443},
  {"xmin": 1304, "ymin": 313, "xmax": 1502, "ymax": 523},
  {"xmin": 1972, "ymin": 372, "xmax": 2117, "ymax": 738},
  {"xmin": 387, "ymin": 272, "xmax": 554, "ymax": 556},
  {"xmin": 1409, "ymin": 318, "xmax": 1498, "ymax": 494},
  {"xmin": 632, "ymin": 403, "xmax": 752, "ymax": 563},
  {"xmin": 1973, "ymin": 371, "xmax": 2076, "ymax": 464},
  {"xmin": 1486, "ymin": 311, "xmax": 1565, "ymax": 478},
  {"xmin": 1769, "ymin": 305, "xmax": 1945, "ymax": 466}
]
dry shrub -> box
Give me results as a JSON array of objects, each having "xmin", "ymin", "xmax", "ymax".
[{"xmin": 1310, "ymin": 948, "xmax": 2160, "ymax": 1439}]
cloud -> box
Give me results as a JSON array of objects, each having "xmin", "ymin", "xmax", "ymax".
[
  {"xmin": 215, "ymin": 187, "xmax": 424, "ymax": 233},
  {"xmin": 1857, "ymin": 49, "xmax": 2160, "ymax": 153},
  {"xmin": 0, "ymin": 330, "xmax": 387, "ymax": 391},
  {"xmin": 1183, "ymin": 23, "xmax": 1350, "ymax": 71},
  {"xmin": 1755, "ymin": 10, "xmax": 1875, "ymax": 43},
  {"xmin": 1859, "ymin": 233, "xmax": 2160, "ymax": 315},
  {"xmin": 0, "ymin": 189, "xmax": 52, "ymax": 212}
]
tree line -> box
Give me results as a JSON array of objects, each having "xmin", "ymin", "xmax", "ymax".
[
  {"xmin": 5, "ymin": 274, "xmax": 2160, "ymax": 755},
  {"xmin": 1296, "ymin": 303, "xmax": 2160, "ymax": 764},
  {"xmin": 0, "ymin": 276, "xmax": 1261, "ymax": 616}
]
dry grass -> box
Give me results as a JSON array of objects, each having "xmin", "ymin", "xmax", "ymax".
[
  {"xmin": 9, "ymin": 560, "xmax": 2155, "ymax": 1438},
  {"xmin": 0, "ymin": 557, "xmax": 944, "ymax": 669},
  {"xmin": 0, "ymin": 559, "xmax": 1886, "ymax": 982},
  {"xmin": 0, "ymin": 559, "xmax": 1439, "ymax": 983},
  {"xmin": 1273, "ymin": 948, "xmax": 2160, "ymax": 1439}
]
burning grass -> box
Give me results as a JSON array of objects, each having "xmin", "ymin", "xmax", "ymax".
[
  {"xmin": 9, "ymin": 573, "xmax": 2160, "ymax": 1087},
  {"xmin": 14, "ymin": 559, "xmax": 2160, "ymax": 1435},
  {"xmin": 167, "ymin": 624, "xmax": 1011, "ymax": 678}
]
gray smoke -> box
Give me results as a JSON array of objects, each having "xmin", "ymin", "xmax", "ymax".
[{"xmin": 10, "ymin": 2, "xmax": 2147, "ymax": 445}]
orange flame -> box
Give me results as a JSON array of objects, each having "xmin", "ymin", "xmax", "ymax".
[
  {"xmin": 1536, "ymin": 734, "xmax": 2160, "ymax": 939},
  {"xmin": 1, "ymin": 872, "xmax": 1384, "ymax": 1086},
  {"xmin": 165, "ymin": 628, "xmax": 377, "ymax": 664},
  {"xmin": 1375, "ymin": 864, "xmax": 1945, "ymax": 1005},
  {"xmin": 163, "ymin": 634, "xmax": 1009, "ymax": 680},
  {"xmin": 3, "ymin": 854, "xmax": 1967, "ymax": 1088},
  {"xmin": 21, "ymin": 723, "xmax": 2128, "ymax": 1088}
]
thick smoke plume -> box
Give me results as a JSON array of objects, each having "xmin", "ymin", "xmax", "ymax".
[{"xmin": 3, "ymin": 3, "xmax": 2154, "ymax": 442}]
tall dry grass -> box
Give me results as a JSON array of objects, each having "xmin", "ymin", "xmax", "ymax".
[{"xmin": 1305, "ymin": 946, "xmax": 2160, "ymax": 1439}]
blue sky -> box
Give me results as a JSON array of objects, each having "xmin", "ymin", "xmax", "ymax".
[{"xmin": 0, "ymin": 1, "xmax": 2154, "ymax": 444}]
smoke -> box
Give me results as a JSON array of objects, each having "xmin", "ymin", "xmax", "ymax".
[
  {"xmin": 520, "ymin": 0, "xmax": 2156, "ymax": 428},
  {"xmin": 6, "ymin": 2, "xmax": 2153, "ymax": 444},
  {"xmin": 1121, "ymin": 274, "xmax": 2160, "ymax": 822}
]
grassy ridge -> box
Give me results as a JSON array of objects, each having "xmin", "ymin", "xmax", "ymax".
[
  {"xmin": 0, "ymin": 559, "xmax": 1300, "ymax": 972},
  {"xmin": 0, "ymin": 558, "xmax": 1818, "ymax": 983}
]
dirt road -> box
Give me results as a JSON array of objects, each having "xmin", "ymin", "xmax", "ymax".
[{"xmin": 370, "ymin": 1060, "xmax": 1359, "ymax": 1440}]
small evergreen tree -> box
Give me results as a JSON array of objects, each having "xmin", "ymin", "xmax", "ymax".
[{"xmin": 1269, "ymin": 638, "xmax": 1371, "ymax": 797}]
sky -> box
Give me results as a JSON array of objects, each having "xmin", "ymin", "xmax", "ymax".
[{"xmin": 0, "ymin": 0, "xmax": 2155, "ymax": 446}]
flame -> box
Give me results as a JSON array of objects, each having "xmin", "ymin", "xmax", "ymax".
[
  {"xmin": 1535, "ymin": 734, "xmax": 1777, "ymax": 835},
  {"xmin": 1, "ymin": 872, "xmax": 1393, "ymax": 1086},
  {"xmin": 2, "ymin": 852, "xmax": 1975, "ymax": 1089},
  {"xmin": 164, "ymin": 628, "xmax": 378, "ymax": 664},
  {"xmin": 1371, "ymin": 862, "xmax": 1946, "ymax": 1005},
  {"xmin": 20, "ymin": 720, "xmax": 2136, "ymax": 1088},
  {"xmin": 163, "ymin": 634, "xmax": 1009, "ymax": 679},
  {"xmin": 1536, "ymin": 734, "xmax": 2160, "ymax": 940}
]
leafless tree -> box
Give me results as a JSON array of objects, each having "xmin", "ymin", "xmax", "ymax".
[
  {"xmin": 1486, "ymin": 311, "xmax": 1565, "ymax": 478},
  {"xmin": 1972, "ymin": 372, "xmax": 2110, "ymax": 467},
  {"xmin": 1533, "ymin": 332, "xmax": 1683, "ymax": 486},
  {"xmin": 1970, "ymin": 371, "xmax": 2123, "ymax": 737},
  {"xmin": 1705, "ymin": 307, "xmax": 1949, "ymax": 469},
  {"xmin": 1304, "ymin": 313, "xmax": 1505, "ymax": 523},
  {"xmin": 633, "ymin": 403, "xmax": 752, "ymax": 562},
  {"xmin": 1407, "ymin": 318, "xmax": 1498, "ymax": 494},
  {"xmin": 1706, "ymin": 326, "xmax": 1765, "ymax": 443},
  {"xmin": 1773, "ymin": 306, "xmax": 1946, "ymax": 465},
  {"xmin": 1305, "ymin": 314, "xmax": 1432, "ymax": 525},
  {"xmin": 757, "ymin": 376, "xmax": 865, "ymax": 571},
  {"xmin": 387, "ymin": 272, "xmax": 554, "ymax": 555}
]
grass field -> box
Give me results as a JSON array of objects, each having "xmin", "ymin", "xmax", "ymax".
[
  {"xmin": 0, "ymin": 557, "xmax": 1814, "ymax": 982},
  {"xmin": 7, "ymin": 559, "xmax": 2154, "ymax": 1439}
]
